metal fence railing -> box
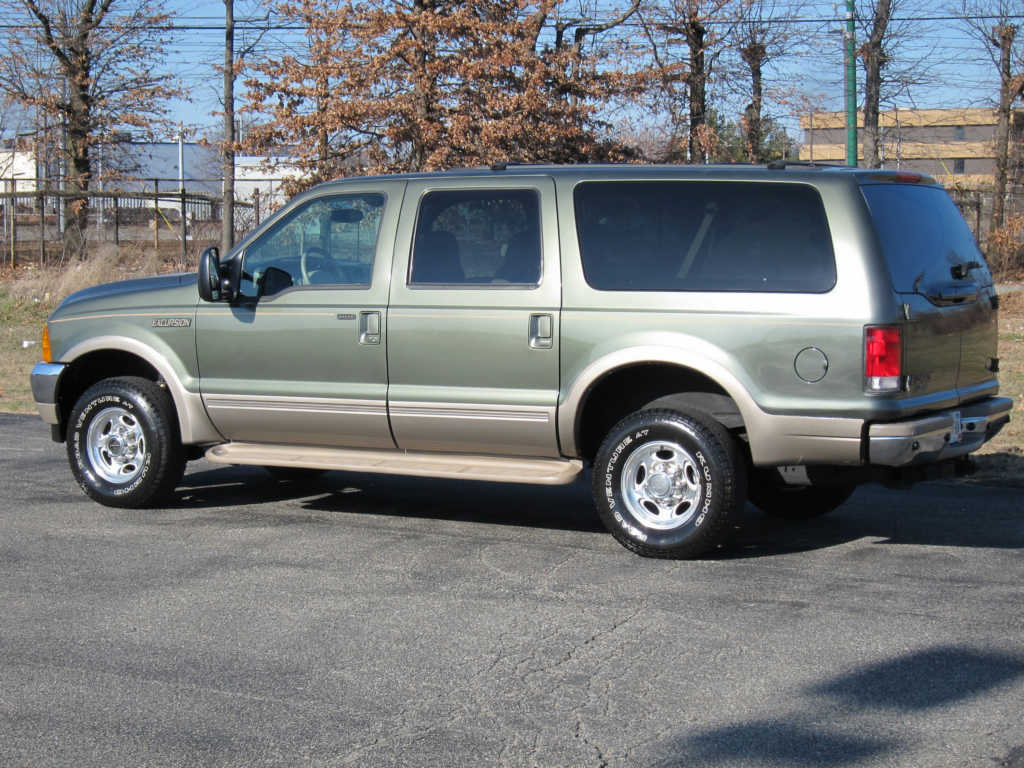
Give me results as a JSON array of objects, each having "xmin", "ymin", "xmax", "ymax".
[{"xmin": 0, "ymin": 179, "xmax": 267, "ymax": 267}]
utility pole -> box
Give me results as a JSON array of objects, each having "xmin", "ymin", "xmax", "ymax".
[
  {"xmin": 844, "ymin": 0, "xmax": 857, "ymax": 167},
  {"xmin": 222, "ymin": 0, "xmax": 235, "ymax": 257}
]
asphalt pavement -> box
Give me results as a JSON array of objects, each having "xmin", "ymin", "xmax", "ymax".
[{"xmin": 1, "ymin": 412, "xmax": 1022, "ymax": 768}]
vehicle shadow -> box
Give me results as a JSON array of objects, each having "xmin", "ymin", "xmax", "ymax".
[
  {"xmin": 170, "ymin": 464, "xmax": 606, "ymax": 534},
  {"xmin": 168, "ymin": 463, "xmax": 1024, "ymax": 554}
]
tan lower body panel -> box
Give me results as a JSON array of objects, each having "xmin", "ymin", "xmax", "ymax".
[{"xmin": 205, "ymin": 442, "xmax": 584, "ymax": 486}]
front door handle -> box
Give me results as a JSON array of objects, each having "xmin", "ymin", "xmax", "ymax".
[
  {"xmin": 529, "ymin": 313, "xmax": 553, "ymax": 349},
  {"xmin": 359, "ymin": 311, "xmax": 381, "ymax": 345}
]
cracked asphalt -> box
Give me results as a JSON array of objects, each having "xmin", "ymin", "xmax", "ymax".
[{"xmin": 1, "ymin": 411, "xmax": 1023, "ymax": 768}]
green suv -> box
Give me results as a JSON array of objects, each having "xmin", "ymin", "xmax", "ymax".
[{"xmin": 30, "ymin": 165, "xmax": 1013, "ymax": 557}]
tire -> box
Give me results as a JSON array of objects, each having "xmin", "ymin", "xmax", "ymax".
[
  {"xmin": 748, "ymin": 473, "xmax": 856, "ymax": 520},
  {"xmin": 592, "ymin": 408, "xmax": 746, "ymax": 558},
  {"xmin": 263, "ymin": 466, "xmax": 328, "ymax": 484},
  {"xmin": 66, "ymin": 376, "xmax": 185, "ymax": 508}
]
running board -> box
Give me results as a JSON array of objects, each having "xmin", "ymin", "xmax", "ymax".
[{"xmin": 204, "ymin": 442, "xmax": 584, "ymax": 486}]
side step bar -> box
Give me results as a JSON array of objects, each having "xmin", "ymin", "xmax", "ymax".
[{"xmin": 205, "ymin": 442, "xmax": 584, "ymax": 486}]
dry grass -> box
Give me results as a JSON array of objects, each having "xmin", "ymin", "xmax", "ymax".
[
  {"xmin": 5, "ymin": 242, "xmax": 185, "ymax": 311},
  {"xmin": 0, "ymin": 243, "xmax": 194, "ymax": 414},
  {"xmin": 970, "ymin": 288, "xmax": 1024, "ymax": 483}
]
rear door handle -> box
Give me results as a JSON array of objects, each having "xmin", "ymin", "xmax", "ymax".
[
  {"xmin": 359, "ymin": 311, "xmax": 381, "ymax": 344},
  {"xmin": 529, "ymin": 313, "xmax": 553, "ymax": 349}
]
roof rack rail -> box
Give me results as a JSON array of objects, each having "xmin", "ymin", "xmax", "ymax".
[
  {"xmin": 490, "ymin": 160, "xmax": 551, "ymax": 171},
  {"xmin": 766, "ymin": 159, "xmax": 849, "ymax": 170}
]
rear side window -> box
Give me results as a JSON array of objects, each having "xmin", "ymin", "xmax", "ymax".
[
  {"xmin": 574, "ymin": 181, "xmax": 836, "ymax": 292},
  {"xmin": 861, "ymin": 184, "xmax": 991, "ymax": 292},
  {"xmin": 410, "ymin": 189, "xmax": 541, "ymax": 286}
]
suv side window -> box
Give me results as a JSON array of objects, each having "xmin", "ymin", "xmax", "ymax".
[
  {"xmin": 574, "ymin": 181, "xmax": 836, "ymax": 293},
  {"xmin": 241, "ymin": 193, "xmax": 386, "ymax": 297},
  {"xmin": 409, "ymin": 189, "xmax": 541, "ymax": 286}
]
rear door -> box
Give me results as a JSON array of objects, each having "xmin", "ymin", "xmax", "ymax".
[
  {"xmin": 386, "ymin": 176, "xmax": 562, "ymax": 457},
  {"xmin": 861, "ymin": 182, "xmax": 998, "ymax": 407}
]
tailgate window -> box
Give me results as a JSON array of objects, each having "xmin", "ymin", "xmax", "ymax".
[{"xmin": 861, "ymin": 184, "xmax": 992, "ymax": 293}]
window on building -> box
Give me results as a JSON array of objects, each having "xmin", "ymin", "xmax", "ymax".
[
  {"xmin": 954, "ymin": 125, "xmax": 966, "ymax": 141},
  {"xmin": 953, "ymin": 158, "xmax": 966, "ymax": 174}
]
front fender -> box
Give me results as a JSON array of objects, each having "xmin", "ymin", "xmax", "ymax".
[{"xmin": 57, "ymin": 334, "xmax": 221, "ymax": 445}]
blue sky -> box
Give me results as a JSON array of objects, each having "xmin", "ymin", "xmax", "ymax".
[{"xmin": 6, "ymin": 1, "xmax": 1017, "ymax": 143}]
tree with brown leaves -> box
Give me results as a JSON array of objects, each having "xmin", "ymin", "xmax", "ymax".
[{"xmin": 243, "ymin": 0, "xmax": 641, "ymax": 185}]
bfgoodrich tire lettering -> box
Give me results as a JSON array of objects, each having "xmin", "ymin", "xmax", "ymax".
[
  {"xmin": 593, "ymin": 408, "xmax": 746, "ymax": 558},
  {"xmin": 67, "ymin": 377, "xmax": 185, "ymax": 508}
]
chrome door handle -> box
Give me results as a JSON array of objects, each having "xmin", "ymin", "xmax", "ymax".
[
  {"xmin": 529, "ymin": 313, "xmax": 553, "ymax": 349},
  {"xmin": 359, "ymin": 311, "xmax": 381, "ymax": 345}
]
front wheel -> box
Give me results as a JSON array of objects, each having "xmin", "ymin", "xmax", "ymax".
[
  {"xmin": 592, "ymin": 409, "xmax": 746, "ymax": 558},
  {"xmin": 66, "ymin": 377, "xmax": 185, "ymax": 508}
]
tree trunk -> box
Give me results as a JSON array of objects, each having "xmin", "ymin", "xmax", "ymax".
[
  {"xmin": 992, "ymin": 24, "xmax": 1015, "ymax": 232},
  {"xmin": 687, "ymin": 15, "xmax": 707, "ymax": 163},
  {"xmin": 64, "ymin": 68, "xmax": 92, "ymax": 256},
  {"xmin": 862, "ymin": 0, "xmax": 893, "ymax": 169},
  {"xmin": 741, "ymin": 42, "xmax": 765, "ymax": 162},
  {"xmin": 222, "ymin": 0, "xmax": 235, "ymax": 257}
]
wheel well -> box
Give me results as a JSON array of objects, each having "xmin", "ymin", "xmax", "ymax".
[
  {"xmin": 56, "ymin": 351, "xmax": 165, "ymax": 440},
  {"xmin": 574, "ymin": 363, "xmax": 745, "ymax": 462}
]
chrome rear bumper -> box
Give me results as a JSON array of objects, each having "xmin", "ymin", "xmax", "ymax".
[{"xmin": 868, "ymin": 396, "xmax": 1013, "ymax": 466}]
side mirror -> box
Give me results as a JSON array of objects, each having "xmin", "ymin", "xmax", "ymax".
[{"xmin": 197, "ymin": 246, "xmax": 221, "ymax": 302}]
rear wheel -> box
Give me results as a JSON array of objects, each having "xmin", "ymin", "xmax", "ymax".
[
  {"xmin": 66, "ymin": 376, "xmax": 185, "ymax": 508},
  {"xmin": 748, "ymin": 472, "xmax": 856, "ymax": 520},
  {"xmin": 592, "ymin": 408, "xmax": 746, "ymax": 558}
]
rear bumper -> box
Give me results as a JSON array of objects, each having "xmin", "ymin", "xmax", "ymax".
[
  {"xmin": 868, "ymin": 396, "xmax": 1013, "ymax": 466},
  {"xmin": 30, "ymin": 361, "xmax": 66, "ymax": 425}
]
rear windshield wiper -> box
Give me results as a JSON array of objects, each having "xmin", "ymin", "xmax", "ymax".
[{"xmin": 951, "ymin": 261, "xmax": 982, "ymax": 280}]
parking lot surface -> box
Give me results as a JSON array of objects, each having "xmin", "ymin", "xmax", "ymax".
[{"xmin": 1, "ymin": 412, "xmax": 1022, "ymax": 767}]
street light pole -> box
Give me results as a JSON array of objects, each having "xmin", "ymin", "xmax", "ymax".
[{"xmin": 844, "ymin": 0, "xmax": 858, "ymax": 167}]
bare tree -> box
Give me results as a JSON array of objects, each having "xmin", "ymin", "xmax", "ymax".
[
  {"xmin": 856, "ymin": 0, "xmax": 937, "ymax": 168},
  {"xmin": 734, "ymin": 0, "xmax": 811, "ymax": 162},
  {"xmin": 0, "ymin": 0, "xmax": 179, "ymax": 254},
  {"xmin": 859, "ymin": 0, "xmax": 893, "ymax": 168},
  {"xmin": 955, "ymin": 0, "xmax": 1024, "ymax": 231},
  {"xmin": 638, "ymin": 0, "xmax": 744, "ymax": 163}
]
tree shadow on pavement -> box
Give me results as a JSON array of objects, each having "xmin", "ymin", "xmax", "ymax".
[{"xmin": 656, "ymin": 645, "xmax": 1024, "ymax": 767}]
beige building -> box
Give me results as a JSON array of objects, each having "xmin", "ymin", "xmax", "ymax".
[{"xmin": 800, "ymin": 108, "xmax": 1023, "ymax": 188}]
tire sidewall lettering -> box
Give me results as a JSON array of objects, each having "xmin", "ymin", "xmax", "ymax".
[
  {"xmin": 596, "ymin": 415, "xmax": 727, "ymax": 551},
  {"xmin": 70, "ymin": 389, "xmax": 155, "ymax": 500}
]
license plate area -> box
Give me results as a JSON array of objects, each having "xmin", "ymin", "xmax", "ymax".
[{"xmin": 950, "ymin": 410, "xmax": 963, "ymax": 444}]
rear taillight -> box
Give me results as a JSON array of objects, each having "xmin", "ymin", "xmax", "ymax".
[{"xmin": 865, "ymin": 326, "xmax": 902, "ymax": 392}]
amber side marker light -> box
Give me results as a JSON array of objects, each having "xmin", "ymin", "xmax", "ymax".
[
  {"xmin": 865, "ymin": 325, "xmax": 902, "ymax": 393},
  {"xmin": 41, "ymin": 323, "xmax": 52, "ymax": 363}
]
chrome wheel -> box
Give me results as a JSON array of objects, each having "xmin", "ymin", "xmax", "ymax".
[
  {"xmin": 85, "ymin": 406, "xmax": 147, "ymax": 484},
  {"xmin": 620, "ymin": 440, "xmax": 703, "ymax": 530}
]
